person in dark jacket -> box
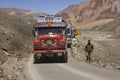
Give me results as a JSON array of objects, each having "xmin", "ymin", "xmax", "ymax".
[{"xmin": 84, "ymin": 40, "xmax": 94, "ymax": 63}]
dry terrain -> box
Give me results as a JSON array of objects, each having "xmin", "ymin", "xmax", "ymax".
[
  {"xmin": 0, "ymin": 8, "xmax": 48, "ymax": 80},
  {"xmin": 1, "ymin": 0, "xmax": 120, "ymax": 79},
  {"xmin": 58, "ymin": 0, "xmax": 120, "ymax": 29},
  {"xmin": 0, "ymin": 11, "xmax": 33, "ymax": 80},
  {"xmin": 73, "ymin": 31, "xmax": 120, "ymax": 70},
  {"xmin": 77, "ymin": 19, "xmax": 113, "ymax": 30}
]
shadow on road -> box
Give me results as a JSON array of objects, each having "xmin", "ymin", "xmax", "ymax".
[{"xmin": 33, "ymin": 58, "xmax": 67, "ymax": 64}]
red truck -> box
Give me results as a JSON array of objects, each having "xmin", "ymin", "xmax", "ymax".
[{"xmin": 33, "ymin": 16, "xmax": 68, "ymax": 63}]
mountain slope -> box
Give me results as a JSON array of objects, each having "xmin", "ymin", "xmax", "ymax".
[
  {"xmin": 0, "ymin": 8, "xmax": 49, "ymax": 64},
  {"xmin": 0, "ymin": 8, "xmax": 47, "ymax": 24},
  {"xmin": 90, "ymin": 0, "xmax": 120, "ymax": 38},
  {"xmin": 0, "ymin": 11, "xmax": 32, "ymax": 64},
  {"xmin": 0, "ymin": 10, "xmax": 35, "ymax": 79},
  {"xmin": 0, "ymin": 8, "xmax": 48, "ymax": 79},
  {"xmin": 92, "ymin": 15, "xmax": 120, "ymax": 39},
  {"xmin": 58, "ymin": 0, "xmax": 120, "ymax": 29},
  {"xmin": 58, "ymin": 2, "xmax": 89, "ymax": 20}
]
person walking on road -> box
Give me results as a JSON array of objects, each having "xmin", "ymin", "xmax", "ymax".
[{"xmin": 84, "ymin": 40, "xmax": 94, "ymax": 63}]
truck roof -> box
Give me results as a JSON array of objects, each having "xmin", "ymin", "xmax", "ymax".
[
  {"xmin": 33, "ymin": 22, "xmax": 67, "ymax": 28},
  {"xmin": 33, "ymin": 15, "xmax": 67, "ymax": 28}
]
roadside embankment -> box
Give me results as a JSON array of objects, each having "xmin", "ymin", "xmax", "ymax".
[{"xmin": 72, "ymin": 31, "xmax": 120, "ymax": 70}]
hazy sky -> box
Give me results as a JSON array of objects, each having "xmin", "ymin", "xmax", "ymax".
[{"xmin": 0, "ymin": 0, "xmax": 86, "ymax": 14}]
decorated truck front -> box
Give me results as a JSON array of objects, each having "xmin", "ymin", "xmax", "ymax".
[{"xmin": 33, "ymin": 16, "xmax": 68, "ymax": 63}]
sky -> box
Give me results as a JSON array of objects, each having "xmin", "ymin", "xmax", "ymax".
[{"xmin": 0, "ymin": 0, "xmax": 87, "ymax": 14}]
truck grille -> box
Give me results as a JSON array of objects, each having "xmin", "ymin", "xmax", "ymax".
[{"xmin": 41, "ymin": 39, "xmax": 57, "ymax": 49}]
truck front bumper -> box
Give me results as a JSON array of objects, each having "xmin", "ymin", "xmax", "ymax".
[{"xmin": 33, "ymin": 50, "xmax": 67, "ymax": 54}]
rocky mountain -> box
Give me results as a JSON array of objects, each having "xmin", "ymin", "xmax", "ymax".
[
  {"xmin": 91, "ymin": 0, "xmax": 120, "ymax": 38},
  {"xmin": 92, "ymin": 15, "xmax": 120, "ymax": 38},
  {"xmin": 0, "ymin": 8, "xmax": 48, "ymax": 64},
  {"xmin": 0, "ymin": 8, "xmax": 47, "ymax": 61},
  {"xmin": 98, "ymin": 0, "xmax": 120, "ymax": 19},
  {"xmin": 58, "ymin": 2, "xmax": 89, "ymax": 19},
  {"xmin": 0, "ymin": 8, "xmax": 47, "ymax": 24},
  {"xmin": 0, "ymin": 11, "xmax": 32, "ymax": 62},
  {"xmin": 0, "ymin": 10, "xmax": 34, "ymax": 79},
  {"xmin": 58, "ymin": 0, "xmax": 120, "ymax": 29}
]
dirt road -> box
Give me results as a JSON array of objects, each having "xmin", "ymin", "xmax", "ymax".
[{"xmin": 24, "ymin": 53, "xmax": 120, "ymax": 80}]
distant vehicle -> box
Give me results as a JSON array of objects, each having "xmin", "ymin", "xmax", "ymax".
[
  {"xmin": 32, "ymin": 15, "xmax": 69, "ymax": 63},
  {"xmin": 65, "ymin": 25, "xmax": 75, "ymax": 48}
]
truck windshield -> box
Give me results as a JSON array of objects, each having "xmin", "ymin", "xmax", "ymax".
[{"xmin": 37, "ymin": 27, "xmax": 64, "ymax": 35}]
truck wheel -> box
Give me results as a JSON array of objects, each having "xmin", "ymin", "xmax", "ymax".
[
  {"xmin": 63, "ymin": 53, "xmax": 68, "ymax": 63},
  {"xmin": 34, "ymin": 55, "xmax": 39, "ymax": 63}
]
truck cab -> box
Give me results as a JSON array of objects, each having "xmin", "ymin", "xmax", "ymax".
[{"xmin": 33, "ymin": 16, "xmax": 68, "ymax": 63}]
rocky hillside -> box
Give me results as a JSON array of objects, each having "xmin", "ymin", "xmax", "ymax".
[
  {"xmin": 0, "ymin": 8, "xmax": 48, "ymax": 79},
  {"xmin": 97, "ymin": 0, "xmax": 120, "ymax": 19},
  {"xmin": 0, "ymin": 8, "xmax": 47, "ymax": 24},
  {"xmin": 0, "ymin": 11, "xmax": 33, "ymax": 79},
  {"xmin": 58, "ymin": 0, "xmax": 120, "ymax": 29},
  {"xmin": 92, "ymin": 15, "xmax": 120, "ymax": 38},
  {"xmin": 91, "ymin": 0, "xmax": 120, "ymax": 39},
  {"xmin": 0, "ymin": 11, "xmax": 33, "ymax": 62}
]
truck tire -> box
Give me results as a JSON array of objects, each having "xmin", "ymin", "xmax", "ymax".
[
  {"xmin": 63, "ymin": 53, "xmax": 68, "ymax": 63},
  {"xmin": 34, "ymin": 55, "xmax": 39, "ymax": 63}
]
